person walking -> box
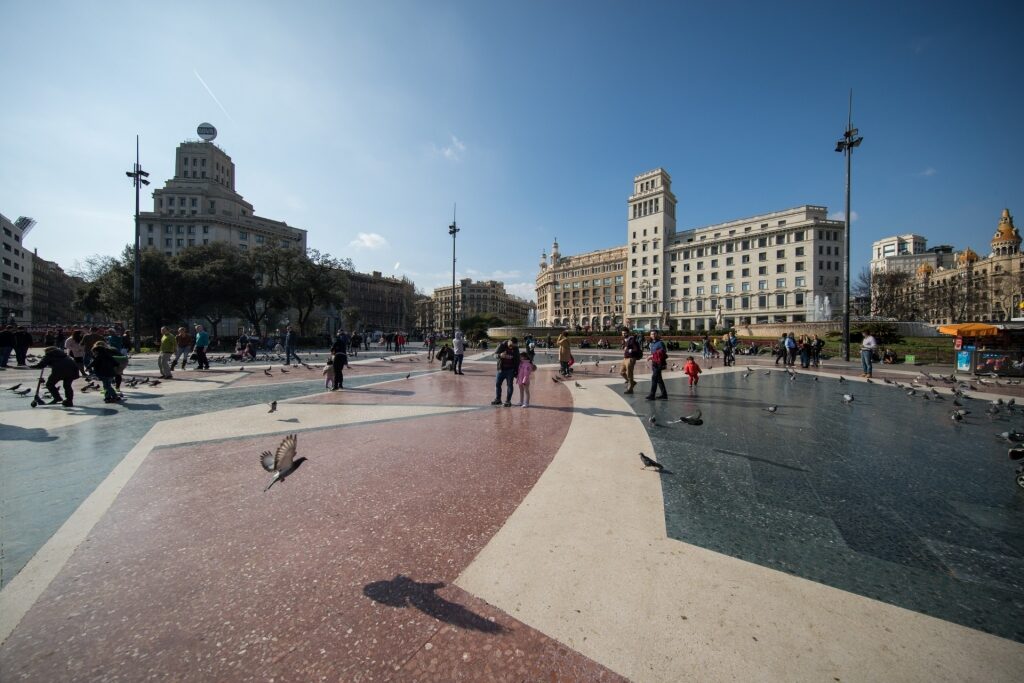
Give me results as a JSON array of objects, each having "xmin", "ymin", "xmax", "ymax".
[
  {"xmin": 31, "ymin": 346, "xmax": 80, "ymax": 407},
  {"xmin": 774, "ymin": 333, "xmax": 788, "ymax": 366},
  {"xmin": 620, "ymin": 328, "xmax": 641, "ymax": 394},
  {"xmin": 171, "ymin": 326, "xmax": 192, "ymax": 371},
  {"xmin": 13, "ymin": 325, "xmax": 32, "ymax": 366},
  {"xmin": 492, "ymin": 337, "xmax": 520, "ymax": 407},
  {"xmin": 556, "ymin": 330, "xmax": 573, "ymax": 377},
  {"xmin": 516, "ymin": 350, "xmax": 536, "ymax": 408},
  {"xmin": 645, "ymin": 330, "xmax": 669, "ymax": 400},
  {"xmin": 452, "ymin": 330, "xmax": 466, "ymax": 374},
  {"xmin": 283, "ymin": 326, "xmax": 299, "ymax": 366},
  {"xmin": 683, "ymin": 355, "xmax": 702, "ymax": 388},
  {"xmin": 861, "ymin": 330, "xmax": 878, "ymax": 378},
  {"xmin": 193, "ymin": 324, "xmax": 210, "ymax": 370},
  {"xmin": 158, "ymin": 326, "xmax": 175, "ymax": 379}
]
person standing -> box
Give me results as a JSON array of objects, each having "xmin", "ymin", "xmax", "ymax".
[
  {"xmin": 158, "ymin": 326, "xmax": 175, "ymax": 379},
  {"xmin": 516, "ymin": 350, "xmax": 536, "ymax": 407},
  {"xmin": 811, "ymin": 334, "xmax": 824, "ymax": 368},
  {"xmin": 193, "ymin": 324, "xmax": 210, "ymax": 370},
  {"xmin": 13, "ymin": 326, "xmax": 33, "ymax": 366},
  {"xmin": 491, "ymin": 337, "xmax": 520, "ymax": 407},
  {"xmin": 645, "ymin": 330, "xmax": 669, "ymax": 401},
  {"xmin": 556, "ymin": 330, "xmax": 573, "ymax": 377},
  {"xmin": 426, "ymin": 333, "xmax": 436, "ymax": 362},
  {"xmin": 81, "ymin": 327, "xmax": 103, "ymax": 370},
  {"xmin": 330, "ymin": 330, "xmax": 349, "ymax": 390},
  {"xmin": 785, "ymin": 332, "xmax": 798, "ymax": 367},
  {"xmin": 861, "ymin": 330, "xmax": 878, "ymax": 378},
  {"xmin": 452, "ymin": 330, "xmax": 466, "ymax": 374},
  {"xmin": 774, "ymin": 333, "xmax": 788, "ymax": 366},
  {"xmin": 171, "ymin": 326, "xmax": 192, "ymax": 371},
  {"xmin": 620, "ymin": 328, "xmax": 641, "ymax": 394},
  {"xmin": 64, "ymin": 329, "xmax": 86, "ymax": 374},
  {"xmin": 0, "ymin": 324, "xmax": 13, "ymax": 368}
]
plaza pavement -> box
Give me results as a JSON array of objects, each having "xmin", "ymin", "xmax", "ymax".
[{"xmin": 0, "ymin": 347, "xmax": 1022, "ymax": 681}]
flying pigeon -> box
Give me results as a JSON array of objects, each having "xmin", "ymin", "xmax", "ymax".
[
  {"xmin": 764, "ymin": 405, "xmax": 778, "ymax": 413},
  {"xmin": 842, "ymin": 394, "xmax": 854, "ymax": 403},
  {"xmin": 7, "ymin": 383, "xmax": 22, "ymax": 391},
  {"xmin": 639, "ymin": 452, "xmax": 664, "ymax": 471},
  {"xmin": 268, "ymin": 401, "xmax": 277, "ymax": 413},
  {"xmin": 260, "ymin": 433, "xmax": 303, "ymax": 492}
]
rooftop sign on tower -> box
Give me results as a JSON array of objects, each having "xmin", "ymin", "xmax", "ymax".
[{"xmin": 197, "ymin": 122, "xmax": 217, "ymax": 142}]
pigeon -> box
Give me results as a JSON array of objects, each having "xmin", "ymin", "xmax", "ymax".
[
  {"xmin": 15, "ymin": 388, "xmax": 31, "ymax": 396},
  {"xmin": 268, "ymin": 401, "xmax": 277, "ymax": 413},
  {"xmin": 575, "ymin": 381, "xmax": 583, "ymax": 388},
  {"xmin": 764, "ymin": 371, "xmax": 771, "ymax": 376},
  {"xmin": 865, "ymin": 378, "xmax": 874, "ymax": 384},
  {"xmin": 551, "ymin": 376, "xmax": 560, "ymax": 383},
  {"xmin": 906, "ymin": 389, "xmax": 917, "ymax": 397},
  {"xmin": 7, "ymin": 383, "xmax": 22, "ymax": 391},
  {"xmin": 883, "ymin": 378, "xmax": 894, "ymax": 385},
  {"xmin": 763, "ymin": 405, "xmax": 778, "ymax": 413},
  {"xmin": 264, "ymin": 367, "xmax": 273, "ymax": 376},
  {"xmin": 260, "ymin": 434, "xmax": 303, "ymax": 492},
  {"xmin": 813, "ymin": 376, "xmax": 819, "ymax": 381},
  {"xmin": 647, "ymin": 414, "xmax": 658, "ymax": 427},
  {"xmin": 639, "ymin": 452, "xmax": 664, "ymax": 471},
  {"xmin": 405, "ymin": 373, "xmax": 411, "ymax": 380},
  {"xmin": 953, "ymin": 398, "xmax": 964, "ymax": 407},
  {"xmin": 669, "ymin": 410, "xmax": 703, "ymax": 425},
  {"xmin": 996, "ymin": 430, "xmax": 1024, "ymax": 443},
  {"xmin": 150, "ymin": 380, "xmax": 162, "ymax": 387},
  {"xmin": 741, "ymin": 372, "xmax": 750, "ymax": 379},
  {"xmin": 842, "ymin": 394, "xmax": 854, "ymax": 403},
  {"xmin": 951, "ymin": 411, "xmax": 965, "ymax": 422},
  {"xmin": 280, "ymin": 368, "xmax": 289, "ymax": 374},
  {"xmin": 838, "ymin": 376, "xmax": 846, "ymax": 383}
]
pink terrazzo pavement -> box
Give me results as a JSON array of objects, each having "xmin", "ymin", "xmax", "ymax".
[{"xmin": 0, "ymin": 366, "xmax": 623, "ymax": 681}]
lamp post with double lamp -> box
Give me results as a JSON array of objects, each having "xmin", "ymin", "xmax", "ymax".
[
  {"xmin": 125, "ymin": 135, "xmax": 149, "ymax": 354},
  {"xmin": 448, "ymin": 209, "xmax": 459, "ymax": 341},
  {"xmin": 835, "ymin": 94, "xmax": 863, "ymax": 362}
]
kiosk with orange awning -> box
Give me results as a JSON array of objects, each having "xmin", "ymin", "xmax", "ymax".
[{"xmin": 938, "ymin": 322, "xmax": 1024, "ymax": 375}]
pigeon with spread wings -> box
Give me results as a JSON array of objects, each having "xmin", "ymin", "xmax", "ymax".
[{"xmin": 260, "ymin": 434, "xmax": 305, "ymax": 492}]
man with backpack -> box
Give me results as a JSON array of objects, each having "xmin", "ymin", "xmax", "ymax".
[{"xmin": 620, "ymin": 328, "xmax": 642, "ymax": 394}]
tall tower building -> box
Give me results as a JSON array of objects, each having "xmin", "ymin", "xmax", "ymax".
[{"xmin": 626, "ymin": 168, "xmax": 676, "ymax": 329}]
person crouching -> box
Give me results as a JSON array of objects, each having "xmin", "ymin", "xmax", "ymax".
[
  {"xmin": 88, "ymin": 340, "xmax": 122, "ymax": 403},
  {"xmin": 30, "ymin": 346, "xmax": 80, "ymax": 407}
]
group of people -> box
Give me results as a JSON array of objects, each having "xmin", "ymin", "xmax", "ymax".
[
  {"xmin": 773, "ymin": 332, "xmax": 826, "ymax": 369},
  {"xmin": 29, "ymin": 326, "xmax": 135, "ymax": 406},
  {"xmin": 158, "ymin": 325, "xmax": 211, "ymax": 378}
]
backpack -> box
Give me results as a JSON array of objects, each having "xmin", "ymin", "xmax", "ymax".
[{"xmin": 628, "ymin": 336, "xmax": 643, "ymax": 360}]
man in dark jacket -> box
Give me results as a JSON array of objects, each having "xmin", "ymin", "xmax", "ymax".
[
  {"xmin": 31, "ymin": 346, "xmax": 81, "ymax": 407},
  {"xmin": 330, "ymin": 330, "xmax": 350, "ymax": 390},
  {"xmin": 491, "ymin": 337, "xmax": 520, "ymax": 407},
  {"xmin": 0, "ymin": 325, "xmax": 14, "ymax": 368},
  {"xmin": 13, "ymin": 326, "xmax": 33, "ymax": 366},
  {"xmin": 87, "ymin": 341, "xmax": 123, "ymax": 402}
]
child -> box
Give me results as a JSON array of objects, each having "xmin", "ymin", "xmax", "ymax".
[
  {"xmin": 683, "ymin": 355, "xmax": 702, "ymax": 387},
  {"xmin": 516, "ymin": 350, "xmax": 537, "ymax": 408}
]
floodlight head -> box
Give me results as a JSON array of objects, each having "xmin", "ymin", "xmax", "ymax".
[
  {"xmin": 139, "ymin": 170, "xmax": 149, "ymax": 177},
  {"xmin": 141, "ymin": 178, "xmax": 150, "ymax": 185},
  {"xmin": 835, "ymin": 141, "xmax": 846, "ymax": 152},
  {"xmin": 125, "ymin": 171, "xmax": 134, "ymax": 178},
  {"xmin": 850, "ymin": 137, "xmax": 863, "ymax": 147}
]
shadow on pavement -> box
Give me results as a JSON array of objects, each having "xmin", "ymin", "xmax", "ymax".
[{"xmin": 363, "ymin": 575, "xmax": 506, "ymax": 634}]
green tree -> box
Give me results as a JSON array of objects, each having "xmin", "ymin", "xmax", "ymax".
[
  {"xmin": 341, "ymin": 306, "xmax": 362, "ymax": 332},
  {"xmin": 175, "ymin": 242, "xmax": 251, "ymax": 340}
]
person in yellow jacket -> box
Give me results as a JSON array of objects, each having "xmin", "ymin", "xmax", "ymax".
[
  {"xmin": 556, "ymin": 330, "xmax": 573, "ymax": 377},
  {"xmin": 158, "ymin": 326, "xmax": 176, "ymax": 379}
]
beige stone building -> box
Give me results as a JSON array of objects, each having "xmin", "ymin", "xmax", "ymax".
[
  {"xmin": 535, "ymin": 241, "xmax": 627, "ymax": 329},
  {"xmin": 30, "ymin": 251, "xmax": 85, "ymax": 324},
  {"xmin": 910, "ymin": 209, "xmax": 1023, "ymax": 324},
  {"xmin": 340, "ymin": 271, "xmax": 415, "ymax": 332},
  {"xmin": 426, "ymin": 279, "xmax": 534, "ymax": 333},
  {"xmin": 1, "ymin": 213, "xmax": 35, "ymax": 324},
  {"xmin": 537, "ymin": 168, "xmax": 848, "ymax": 332},
  {"xmin": 138, "ymin": 139, "xmax": 307, "ymax": 256}
]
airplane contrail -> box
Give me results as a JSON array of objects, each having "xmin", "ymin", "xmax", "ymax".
[{"xmin": 193, "ymin": 69, "xmax": 235, "ymax": 124}]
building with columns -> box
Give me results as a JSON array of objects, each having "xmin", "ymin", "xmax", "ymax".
[
  {"xmin": 536, "ymin": 168, "xmax": 847, "ymax": 332},
  {"xmin": 535, "ymin": 240, "xmax": 627, "ymax": 329},
  {"xmin": 423, "ymin": 278, "xmax": 534, "ymax": 333},
  {"xmin": 137, "ymin": 138, "xmax": 307, "ymax": 256}
]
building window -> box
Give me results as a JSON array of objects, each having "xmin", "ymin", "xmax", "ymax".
[
  {"xmin": 776, "ymin": 294, "xmax": 786, "ymax": 307},
  {"xmin": 795, "ymin": 276, "xmax": 806, "ymax": 287},
  {"xmin": 759, "ymin": 252, "xmax": 767, "ymax": 262},
  {"xmin": 776, "ymin": 278, "xmax": 786, "ymax": 288},
  {"xmin": 795, "ymin": 292, "xmax": 804, "ymax": 305},
  {"xmin": 758, "ymin": 280, "xmax": 767, "ymax": 290},
  {"xmin": 239, "ymin": 231, "xmax": 248, "ymax": 240},
  {"xmin": 776, "ymin": 264, "xmax": 786, "ymax": 273},
  {"xmin": 725, "ymin": 283, "xmax": 734, "ymax": 292},
  {"xmin": 795, "ymin": 247, "xmax": 804, "ymax": 256},
  {"xmin": 776, "ymin": 249, "xmax": 785, "ymax": 259},
  {"xmin": 165, "ymin": 238, "xmax": 172, "ymax": 247},
  {"xmin": 758, "ymin": 267, "xmax": 767, "ymax": 275},
  {"xmin": 741, "ymin": 282, "xmax": 751, "ymax": 292}
]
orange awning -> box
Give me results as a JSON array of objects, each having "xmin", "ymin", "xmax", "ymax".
[{"xmin": 937, "ymin": 322, "xmax": 1001, "ymax": 336}]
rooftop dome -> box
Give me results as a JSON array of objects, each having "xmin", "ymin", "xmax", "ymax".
[
  {"xmin": 916, "ymin": 263, "xmax": 934, "ymax": 277},
  {"xmin": 991, "ymin": 208, "xmax": 1020, "ymax": 250},
  {"xmin": 957, "ymin": 247, "xmax": 979, "ymax": 266}
]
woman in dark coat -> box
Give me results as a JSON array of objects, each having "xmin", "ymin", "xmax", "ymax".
[{"xmin": 31, "ymin": 346, "xmax": 81, "ymax": 407}]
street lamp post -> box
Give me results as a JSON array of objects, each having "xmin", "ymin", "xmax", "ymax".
[
  {"xmin": 835, "ymin": 92, "xmax": 863, "ymax": 363},
  {"xmin": 125, "ymin": 135, "xmax": 149, "ymax": 354},
  {"xmin": 448, "ymin": 207, "xmax": 459, "ymax": 341}
]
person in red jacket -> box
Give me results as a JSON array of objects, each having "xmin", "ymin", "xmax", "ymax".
[{"xmin": 683, "ymin": 356, "xmax": 702, "ymax": 387}]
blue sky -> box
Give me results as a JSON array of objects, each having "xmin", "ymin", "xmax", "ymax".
[{"xmin": 2, "ymin": 0, "xmax": 1022, "ymax": 301}]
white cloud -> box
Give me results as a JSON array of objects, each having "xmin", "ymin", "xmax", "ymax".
[
  {"xmin": 828, "ymin": 210, "xmax": 859, "ymax": 222},
  {"xmin": 437, "ymin": 134, "xmax": 466, "ymax": 161},
  {"xmin": 503, "ymin": 282, "xmax": 537, "ymax": 301},
  {"xmin": 916, "ymin": 167, "xmax": 937, "ymax": 177},
  {"xmin": 349, "ymin": 232, "xmax": 389, "ymax": 250}
]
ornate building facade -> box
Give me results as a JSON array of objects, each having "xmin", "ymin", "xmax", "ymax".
[
  {"xmin": 912, "ymin": 209, "xmax": 1023, "ymax": 324},
  {"xmin": 421, "ymin": 279, "xmax": 534, "ymax": 333},
  {"xmin": 536, "ymin": 168, "xmax": 847, "ymax": 332}
]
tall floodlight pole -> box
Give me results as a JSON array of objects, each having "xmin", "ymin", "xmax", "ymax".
[
  {"xmin": 835, "ymin": 91, "xmax": 863, "ymax": 362},
  {"xmin": 448, "ymin": 205, "xmax": 460, "ymax": 340},
  {"xmin": 125, "ymin": 135, "xmax": 149, "ymax": 353}
]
